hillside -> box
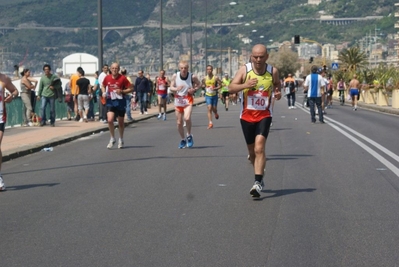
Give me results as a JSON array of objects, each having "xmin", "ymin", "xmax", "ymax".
[{"xmin": 0, "ymin": 0, "xmax": 396, "ymax": 73}]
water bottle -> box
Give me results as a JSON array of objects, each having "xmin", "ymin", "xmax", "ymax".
[{"xmin": 43, "ymin": 147, "xmax": 53, "ymax": 152}]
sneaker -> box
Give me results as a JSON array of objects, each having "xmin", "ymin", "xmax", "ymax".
[
  {"xmin": 157, "ymin": 113, "xmax": 162, "ymax": 120},
  {"xmin": 0, "ymin": 176, "xmax": 5, "ymax": 191},
  {"xmin": 107, "ymin": 138, "xmax": 116, "ymax": 149},
  {"xmin": 126, "ymin": 118, "xmax": 134, "ymax": 122},
  {"xmin": 139, "ymin": 112, "xmax": 143, "ymax": 115},
  {"xmin": 186, "ymin": 135, "xmax": 194, "ymax": 148},
  {"xmin": 118, "ymin": 139, "xmax": 124, "ymax": 149},
  {"xmin": 163, "ymin": 114, "xmax": 166, "ymax": 121},
  {"xmin": 215, "ymin": 113, "xmax": 219, "ymax": 120},
  {"xmin": 288, "ymin": 106, "xmax": 292, "ymax": 109},
  {"xmin": 250, "ymin": 181, "xmax": 263, "ymax": 198},
  {"xmin": 226, "ymin": 108, "xmax": 228, "ymax": 111},
  {"xmin": 28, "ymin": 122, "xmax": 33, "ymax": 127},
  {"xmin": 292, "ymin": 106, "xmax": 297, "ymax": 109},
  {"xmin": 179, "ymin": 139, "xmax": 187, "ymax": 149},
  {"xmin": 79, "ymin": 118, "xmax": 83, "ymax": 122},
  {"xmin": 145, "ymin": 111, "xmax": 148, "ymax": 114},
  {"xmin": 207, "ymin": 123, "xmax": 213, "ymax": 129}
]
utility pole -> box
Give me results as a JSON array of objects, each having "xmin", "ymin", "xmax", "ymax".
[
  {"xmin": 97, "ymin": 0, "xmax": 103, "ymax": 71},
  {"xmin": 190, "ymin": 0, "xmax": 193, "ymax": 71},
  {"xmin": 160, "ymin": 0, "xmax": 163, "ymax": 70}
]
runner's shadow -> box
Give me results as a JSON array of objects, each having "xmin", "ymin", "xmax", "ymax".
[
  {"xmin": 189, "ymin": 146, "xmax": 224, "ymax": 149},
  {"xmin": 253, "ymin": 188, "xmax": 316, "ymax": 201},
  {"xmin": 5, "ymin": 183, "xmax": 60, "ymax": 191}
]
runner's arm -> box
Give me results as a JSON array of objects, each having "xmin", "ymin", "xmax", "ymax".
[
  {"xmin": 190, "ymin": 75, "xmax": 201, "ymax": 94},
  {"xmin": 4, "ymin": 76, "xmax": 19, "ymax": 103},
  {"xmin": 228, "ymin": 65, "xmax": 257, "ymax": 94},
  {"xmin": 272, "ymin": 67, "xmax": 281, "ymax": 100},
  {"xmin": 169, "ymin": 74, "xmax": 180, "ymax": 92}
]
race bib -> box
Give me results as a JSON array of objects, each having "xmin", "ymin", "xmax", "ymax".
[
  {"xmin": 110, "ymin": 91, "xmax": 123, "ymax": 100},
  {"xmin": 206, "ymin": 87, "xmax": 213, "ymax": 94},
  {"xmin": 159, "ymin": 84, "xmax": 165, "ymax": 90},
  {"xmin": 174, "ymin": 96, "xmax": 189, "ymax": 107},
  {"xmin": 247, "ymin": 95, "xmax": 269, "ymax": 110}
]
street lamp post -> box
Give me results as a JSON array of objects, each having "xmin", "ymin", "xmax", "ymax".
[
  {"xmin": 97, "ymin": 0, "xmax": 103, "ymax": 71},
  {"xmin": 189, "ymin": 1, "xmax": 193, "ymax": 71},
  {"xmin": 160, "ymin": 0, "xmax": 163, "ymax": 71}
]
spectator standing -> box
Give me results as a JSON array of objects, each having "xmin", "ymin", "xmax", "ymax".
[
  {"xmin": 37, "ymin": 64, "xmax": 57, "ymax": 127},
  {"xmin": 20, "ymin": 68, "xmax": 37, "ymax": 126},
  {"xmin": 146, "ymin": 73, "xmax": 154, "ymax": 109},
  {"xmin": 98, "ymin": 64, "xmax": 109, "ymax": 123},
  {"xmin": 64, "ymin": 81, "xmax": 74, "ymax": 120},
  {"xmin": 76, "ymin": 68, "xmax": 91, "ymax": 122},
  {"xmin": 121, "ymin": 69, "xmax": 133, "ymax": 122},
  {"xmin": 303, "ymin": 65, "xmax": 326, "ymax": 124},
  {"xmin": 70, "ymin": 68, "xmax": 81, "ymax": 121},
  {"xmin": 134, "ymin": 70, "xmax": 150, "ymax": 115}
]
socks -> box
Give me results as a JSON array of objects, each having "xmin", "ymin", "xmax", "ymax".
[{"xmin": 255, "ymin": 174, "xmax": 263, "ymax": 183}]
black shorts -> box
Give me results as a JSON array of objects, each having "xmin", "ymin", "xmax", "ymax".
[
  {"xmin": 327, "ymin": 89, "xmax": 333, "ymax": 96},
  {"xmin": 222, "ymin": 92, "xmax": 229, "ymax": 98},
  {"xmin": 0, "ymin": 123, "xmax": 5, "ymax": 132},
  {"xmin": 107, "ymin": 106, "xmax": 126, "ymax": 118},
  {"xmin": 240, "ymin": 117, "xmax": 272, "ymax": 145}
]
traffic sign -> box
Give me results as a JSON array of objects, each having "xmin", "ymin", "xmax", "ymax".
[{"xmin": 331, "ymin": 63, "xmax": 339, "ymax": 70}]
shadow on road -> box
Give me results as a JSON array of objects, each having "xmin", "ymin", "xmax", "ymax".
[
  {"xmin": 4, "ymin": 183, "xmax": 60, "ymax": 191},
  {"xmin": 253, "ymin": 188, "xmax": 316, "ymax": 201}
]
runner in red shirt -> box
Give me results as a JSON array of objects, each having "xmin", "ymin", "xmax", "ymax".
[{"xmin": 101, "ymin": 63, "xmax": 133, "ymax": 149}]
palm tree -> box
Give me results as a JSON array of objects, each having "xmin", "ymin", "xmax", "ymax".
[{"xmin": 338, "ymin": 46, "xmax": 368, "ymax": 72}]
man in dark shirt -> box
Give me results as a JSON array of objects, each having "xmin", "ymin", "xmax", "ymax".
[
  {"xmin": 134, "ymin": 70, "xmax": 150, "ymax": 114},
  {"xmin": 76, "ymin": 68, "xmax": 91, "ymax": 122}
]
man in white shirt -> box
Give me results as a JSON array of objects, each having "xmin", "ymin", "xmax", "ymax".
[{"xmin": 303, "ymin": 66, "xmax": 326, "ymax": 124}]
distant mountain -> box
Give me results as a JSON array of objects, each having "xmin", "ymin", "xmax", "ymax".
[{"xmin": 0, "ymin": 0, "xmax": 396, "ymax": 72}]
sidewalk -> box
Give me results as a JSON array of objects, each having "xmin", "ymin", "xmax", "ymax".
[{"xmin": 2, "ymin": 97, "xmax": 206, "ymax": 162}]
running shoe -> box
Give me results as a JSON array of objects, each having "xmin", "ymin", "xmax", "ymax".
[
  {"xmin": 0, "ymin": 176, "xmax": 6, "ymax": 191},
  {"xmin": 107, "ymin": 138, "xmax": 116, "ymax": 149},
  {"xmin": 163, "ymin": 114, "xmax": 166, "ymax": 121},
  {"xmin": 207, "ymin": 123, "xmax": 213, "ymax": 129},
  {"xmin": 118, "ymin": 139, "xmax": 124, "ymax": 149},
  {"xmin": 186, "ymin": 135, "xmax": 194, "ymax": 148},
  {"xmin": 250, "ymin": 181, "xmax": 263, "ymax": 198},
  {"xmin": 215, "ymin": 113, "xmax": 219, "ymax": 119},
  {"xmin": 179, "ymin": 139, "xmax": 187, "ymax": 149},
  {"xmin": 157, "ymin": 114, "xmax": 162, "ymax": 120}
]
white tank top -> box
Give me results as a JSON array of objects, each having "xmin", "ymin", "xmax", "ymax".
[
  {"xmin": 0, "ymin": 82, "xmax": 5, "ymax": 123},
  {"xmin": 175, "ymin": 72, "xmax": 192, "ymax": 97}
]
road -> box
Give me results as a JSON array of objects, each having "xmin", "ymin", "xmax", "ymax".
[{"xmin": 1, "ymin": 98, "xmax": 399, "ymax": 267}]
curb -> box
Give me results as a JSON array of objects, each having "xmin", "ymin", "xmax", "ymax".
[{"xmin": 3, "ymin": 100, "xmax": 206, "ymax": 163}]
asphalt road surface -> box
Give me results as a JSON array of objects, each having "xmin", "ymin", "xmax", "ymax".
[{"xmin": 1, "ymin": 97, "xmax": 399, "ymax": 267}]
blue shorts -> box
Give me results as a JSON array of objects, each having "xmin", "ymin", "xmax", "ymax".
[
  {"xmin": 350, "ymin": 89, "xmax": 359, "ymax": 96},
  {"xmin": 158, "ymin": 94, "xmax": 167, "ymax": 99},
  {"xmin": 205, "ymin": 95, "xmax": 218, "ymax": 107}
]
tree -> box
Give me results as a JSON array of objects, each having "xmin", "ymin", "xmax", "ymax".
[
  {"xmin": 338, "ymin": 46, "xmax": 368, "ymax": 72},
  {"xmin": 267, "ymin": 49, "xmax": 301, "ymax": 78}
]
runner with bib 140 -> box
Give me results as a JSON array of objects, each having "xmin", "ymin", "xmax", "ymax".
[{"xmin": 228, "ymin": 44, "xmax": 281, "ymax": 198}]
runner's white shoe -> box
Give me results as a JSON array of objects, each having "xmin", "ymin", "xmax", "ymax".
[
  {"xmin": 0, "ymin": 176, "xmax": 6, "ymax": 191},
  {"xmin": 107, "ymin": 138, "xmax": 116, "ymax": 149},
  {"xmin": 118, "ymin": 139, "xmax": 124, "ymax": 149},
  {"xmin": 250, "ymin": 181, "xmax": 263, "ymax": 198}
]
